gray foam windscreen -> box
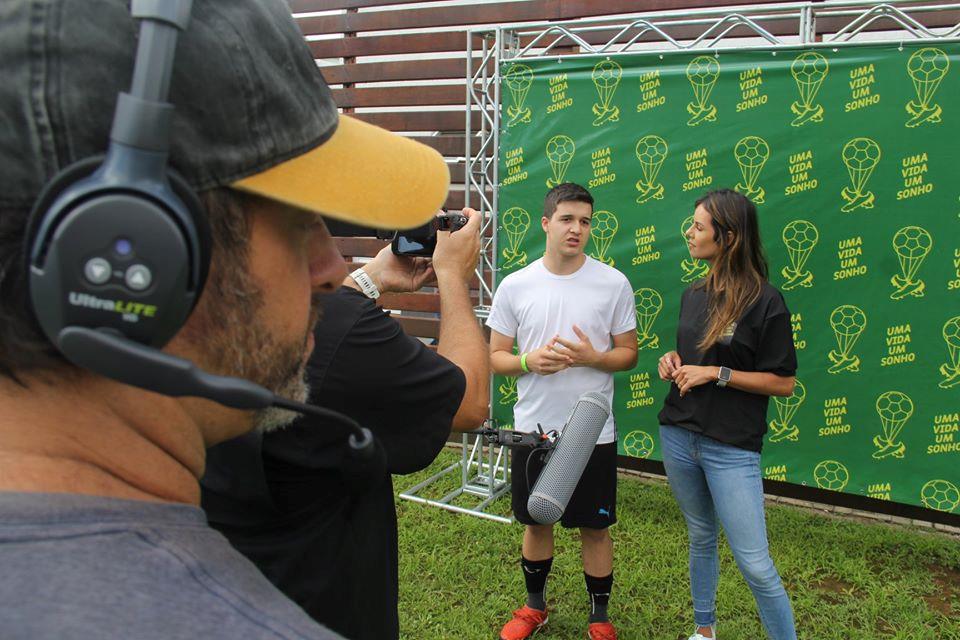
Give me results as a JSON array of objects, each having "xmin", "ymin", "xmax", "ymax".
[{"xmin": 527, "ymin": 391, "xmax": 610, "ymax": 524}]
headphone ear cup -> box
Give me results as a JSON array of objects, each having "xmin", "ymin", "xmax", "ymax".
[
  {"xmin": 26, "ymin": 154, "xmax": 212, "ymax": 351},
  {"xmin": 29, "ymin": 191, "xmax": 199, "ymax": 348},
  {"xmin": 24, "ymin": 156, "xmax": 106, "ymax": 265},
  {"xmin": 166, "ymin": 169, "xmax": 211, "ymax": 300},
  {"xmin": 26, "ymin": 158, "xmax": 212, "ymax": 312}
]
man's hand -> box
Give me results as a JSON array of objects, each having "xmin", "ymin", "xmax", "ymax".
[
  {"xmin": 525, "ymin": 337, "xmax": 573, "ymax": 375},
  {"xmin": 673, "ymin": 365, "xmax": 719, "ymax": 397},
  {"xmin": 657, "ymin": 351, "xmax": 682, "ymax": 381},
  {"xmin": 352, "ymin": 245, "xmax": 434, "ymax": 294},
  {"xmin": 432, "ymin": 208, "xmax": 481, "ymax": 283},
  {"xmin": 552, "ymin": 325, "xmax": 601, "ymax": 368}
]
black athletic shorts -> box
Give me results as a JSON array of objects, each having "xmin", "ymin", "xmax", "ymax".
[{"xmin": 511, "ymin": 441, "xmax": 617, "ymax": 529}]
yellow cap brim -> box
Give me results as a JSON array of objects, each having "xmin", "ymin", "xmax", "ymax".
[{"xmin": 232, "ymin": 115, "xmax": 449, "ymax": 229}]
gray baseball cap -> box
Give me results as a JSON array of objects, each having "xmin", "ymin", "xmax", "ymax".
[{"xmin": 0, "ymin": 0, "xmax": 449, "ymax": 229}]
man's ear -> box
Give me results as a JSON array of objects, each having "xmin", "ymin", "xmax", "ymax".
[{"xmin": 541, "ymin": 216, "xmax": 550, "ymax": 232}]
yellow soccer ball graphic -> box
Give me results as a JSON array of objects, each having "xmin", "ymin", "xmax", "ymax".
[
  {"xmin": 791, "ymin": 52, "xmax": 828, "ymax": 82},
  {"xmin": 892, "ymin": 226, "xmax": 933, "ymax": 260},
  {"xmin": 875, "ymin": 391, "xmax": 914, "ymax": 424},
  {"xmin": 504, "ymin": 64, "xmax": 533, "ymax": 92},
  {"xmin": 634, "ymin": 288, "xmax": 663, "ymax": 316},
  {"xmin": 592, "ymin": 60, "xmax": 622, "ymax": 88},
  {"xmin": 841, "ymin": 138, "xmax": 881, "ymax": 170},
  {"xmin": 734, "ymin": 136, "xmax": 769, "ymax": 169},
  {"xmin": 920, "ymin": 479, "xmax": 960, "ymax": 513},
  {"xmin": 944, "ymin": 316, "xmax": 960, "ymax": 347},
  {"xmin": 782, "ymin": 220, "xmax": 819, "ymax": 253},
  {"xmin": 687, "ymin": 55, "xmax": 720, "ymax": 83},
  {"xmin": 635, "ymin": 135, "xmax": 668, "ymax": 165},
  {"xmin": 622, "ymin": 430, "xmax": 655, "ymax": 459},
  {"xmin": 501, "ymin": 207, "xmax": 530, "ymax": 235},
  {"xmin": 813, "ymin": 460, "xmax": 849, "ymax": 491},
  {"xmin": 830, "ymin": 305, "xmax": 867, "ymax": 337},
  {"xmin": 545, "ymin": 135, "xmax": 575, "ymax": 164},
  {"xmin": 590, "ymin": 210, "xmax": 618, "ymax": 240},
  {"xmin": 907, "ymin": 48, "xmax": 950, "ymax": 83}
]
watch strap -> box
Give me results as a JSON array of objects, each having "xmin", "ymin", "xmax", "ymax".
[
  {"xmin": 349, "ymin": 267, "xmax": 380, "ymax": 299},
  {"xmin": 716, "ymin": 366, "xmax": 732, "ymax": 387}
]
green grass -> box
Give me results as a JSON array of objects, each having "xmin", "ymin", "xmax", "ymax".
[{"xmin": 396, "ymin": 449, "xmax": 960, "ymax": 640}]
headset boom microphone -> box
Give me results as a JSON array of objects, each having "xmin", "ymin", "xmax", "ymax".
[{"xmin": 527, "ymin": 391, "xmax": 611, "ymax": 525}]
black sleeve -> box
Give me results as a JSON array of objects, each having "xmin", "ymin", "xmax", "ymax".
[
  {"xmin": 311, "ymin": 289, "xmax": 466, "ymax": 474},
  {"xmin": 753, "ymin": 291, "xmax": 797, "ymax": 376}
]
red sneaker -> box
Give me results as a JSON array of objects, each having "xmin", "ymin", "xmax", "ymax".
[
  {"xmin": 499, "ymin": 605, "xmax": 548, "ymax": 640},
  {"xmin": 587, "ymin": 621, "xmax": 617, "ymax": 640}
]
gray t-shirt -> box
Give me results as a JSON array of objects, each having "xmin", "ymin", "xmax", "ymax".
[{"xmin": 0, "ymin": 492, "xmax": 344, "ymax": 639}]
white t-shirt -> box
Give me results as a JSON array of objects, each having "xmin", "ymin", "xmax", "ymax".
[{"xmin": 486, "ymin": 256, "xmax": 636, "ymax": 445}]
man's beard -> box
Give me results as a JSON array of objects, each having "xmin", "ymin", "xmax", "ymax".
[
  {"xmin": 190, "ymin": 262, "xmax": 321, "ymax": 433},
  {"xmin": 249, "ymin": 339, "xmax": 310, "ymax": 433}
]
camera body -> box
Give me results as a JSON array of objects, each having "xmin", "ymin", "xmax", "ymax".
[{"xmin": 390, "ymin": 212, "xmax": 468, "ymax": 257}]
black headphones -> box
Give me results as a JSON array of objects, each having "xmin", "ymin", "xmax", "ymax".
[
  {"xmin": 23, "ymin": 0, "xmax": 379, "ymax": 466},
  {"xmin": 26, "ymin": 1, "xmax": 208, "ymax": 362}
]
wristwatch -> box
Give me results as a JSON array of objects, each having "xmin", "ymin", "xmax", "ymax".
[
  {"xmin": 349, "ymin": 267, "xmax": 380, "ymax": 300},
  {"xmin": 716, "ymin": 366, "xmax": 732, "ymax": 388}
]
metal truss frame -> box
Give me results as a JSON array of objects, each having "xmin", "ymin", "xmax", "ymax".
[
  {"xmin": 399, "ymin": 1, "xmax": 960, "ymax": 523},
  {"xmin": 398, "ymin": 430, "xmax": 512, "ymax": 523}
]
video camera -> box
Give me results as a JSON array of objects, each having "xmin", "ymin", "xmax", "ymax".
[{"xmin": 380, "ymin": 212, "xmax": 468, "ymax": 257}]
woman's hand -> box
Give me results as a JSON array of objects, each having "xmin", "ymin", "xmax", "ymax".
[
  {"xmin": 657, "ymin": 351, "xmax": 682, "ymax": 381},
  {"xmin": 673, "ymin": 365, "xmax": 719, "ymax": 397}
]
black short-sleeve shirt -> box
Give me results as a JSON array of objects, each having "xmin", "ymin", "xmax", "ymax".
[
  {"xmin": 201, "ymin": 288, "xmax": 465, "ymax": 640},
  {"xmin": 657, "ymin": 281, "xmax": 797, "ymax": 452}
]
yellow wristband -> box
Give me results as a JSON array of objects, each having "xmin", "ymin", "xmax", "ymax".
[{"xmin": 519, "ymin": 352, "xmax": 530, "ymax": 373}]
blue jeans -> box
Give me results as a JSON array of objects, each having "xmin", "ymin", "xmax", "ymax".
[{"xmin": 659, "ymin": 425, "xmax": 797, "ymax": 640}]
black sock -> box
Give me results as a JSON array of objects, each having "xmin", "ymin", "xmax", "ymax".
[
  {"xmin": 521, "ymin": 556, "xmax": 552, "ymax": 611},
  {"xmin": 585, "ymin": 572, "xmax": 613, "ymax": 623}
]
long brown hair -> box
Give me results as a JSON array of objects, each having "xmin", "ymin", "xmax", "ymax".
[{"xmin": 693, "ymin": 189, "xmax": 769, "ymax": 350}]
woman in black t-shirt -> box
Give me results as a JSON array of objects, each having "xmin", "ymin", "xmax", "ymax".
[{"xmin": 656, "ymin": 189, "xmax": 798, "ymax": 640}]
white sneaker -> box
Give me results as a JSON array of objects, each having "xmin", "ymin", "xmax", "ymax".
[{"xmin": 687, "ymin": 626, "xmax": 716, "ymax": 640}]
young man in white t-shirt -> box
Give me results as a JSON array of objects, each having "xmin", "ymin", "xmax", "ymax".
[{"xmin": 487, "ymin": 183, "xmax": 637, "ymax": 640}]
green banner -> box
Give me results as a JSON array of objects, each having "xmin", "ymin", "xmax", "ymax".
[{"xmin": 493, "ymin": 42, "xmax": 960, "ymax": 513}]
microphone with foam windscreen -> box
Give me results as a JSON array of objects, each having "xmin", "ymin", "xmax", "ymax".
[{"xmin": 526, "ymin": 391, "xmax": 611, "ymax": 525}]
